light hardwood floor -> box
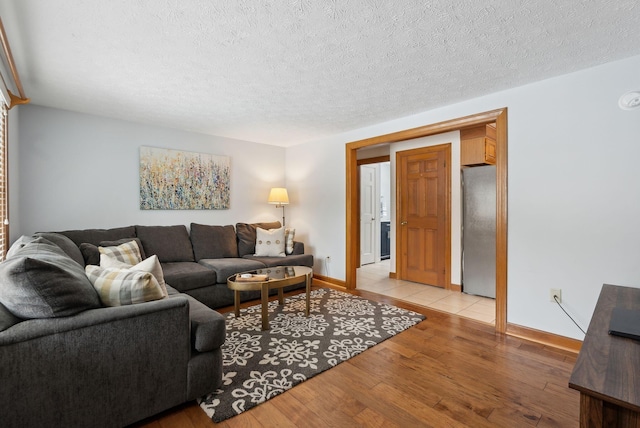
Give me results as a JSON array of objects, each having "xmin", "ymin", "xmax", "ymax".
[
  {"xmin": 131, "ymin": 287, "xmax": 580, "ymax": 427},
  {"xmin": 358, "ymin": 260, "xmax": 496, "ymax": 324}
]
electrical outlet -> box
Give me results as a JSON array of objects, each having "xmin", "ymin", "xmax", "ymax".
[{"xmin": 549, "ymin": 288, "xmax": 562, "ymax": 303}]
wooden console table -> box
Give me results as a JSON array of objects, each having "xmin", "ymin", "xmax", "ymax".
[{"xmin": 569, "ymin": 284, "xmax": 640, "ymax": 427}]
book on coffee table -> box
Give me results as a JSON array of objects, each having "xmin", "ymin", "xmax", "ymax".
[{"xmin": 234, "ymin": 274, "xmax": 269, "ymax": 282}]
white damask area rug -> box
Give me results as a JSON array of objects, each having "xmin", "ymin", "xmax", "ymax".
[{"xmin": 198, "ymin": 288, "xmax": 426, "ymax": 423}]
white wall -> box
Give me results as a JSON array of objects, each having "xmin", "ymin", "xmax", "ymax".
[
  {"xmin": 287, "ymin": 54, "xmax": 640, "ymax": 340},
  {"xmin": 285, "ymin": 136, "xmax": 345, "ymax": 277},
  {"xmin": 11, "ymin": 105, "xmax": 288, "ymax": 240},
  {"xmin": 10, "ymin": 55, "xmax": 640, "ymax": 340}
]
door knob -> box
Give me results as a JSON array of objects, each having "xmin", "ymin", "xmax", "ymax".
[{"xmin": 401, "ymin": 221, "xmax": 408, "ymax": 225}]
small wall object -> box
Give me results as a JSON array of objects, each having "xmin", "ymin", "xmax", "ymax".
[{"xmin": 139, "ymin": 146, "xmax": 230, "ymax": 210}]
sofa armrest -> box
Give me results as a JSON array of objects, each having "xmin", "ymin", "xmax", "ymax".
[
  {"xmin": 167, "ymin": 291, "xmax": 225, "ymax": 352},
  {"xmin": 292, "ymin": 241, "xmax": 305, "ymax": 255},
  {"xmin": 0, "ymin": 297, "xmax": 192, "ymax": 428}
]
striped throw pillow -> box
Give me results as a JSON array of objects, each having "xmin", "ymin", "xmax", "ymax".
[
  {"xmin": 85, "ymin": 265, "xmax": 165, "ymax": 306},
  {"xmin": 100, "ymin": 254, "xmax": 168, "ymax": 297},
  {"xmin": 285, "ymin": 228, "xmax": 296, "ymax": 255},
  {"xmin": 98, "ymin": 240, "xmax": 142, "ymax": 265}
]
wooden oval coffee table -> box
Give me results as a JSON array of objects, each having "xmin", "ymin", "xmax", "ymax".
[{"xmin": 227, "ymin": 266, "xmax": 313, "ymax": 330}]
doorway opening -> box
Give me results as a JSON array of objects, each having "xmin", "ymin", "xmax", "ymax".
[
  {"xmin": 358, "ymin": 155, "xmax": 391, "ymax": 272},
  {"xmin": 346, "ymin": 108, "xmax": 508, "ymax": 333}
]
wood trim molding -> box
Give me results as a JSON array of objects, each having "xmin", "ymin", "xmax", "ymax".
[
  {"xmin": 507, "ymin": 323, "xmax": 582, "ymax": 354},
  {"xmin": 346, "ymin": 143, "xmax": 359, "ymax": 288},
  {"xmin": 345, "ymin": 108, "xmax": 508, "ymax": 333},
  {"xmin": 0, "ymin": 17, "xmax": 29, "ymax": 109},
  {"xmin": 313, "ymin": 274, "xmax": 346, "ymax": 289},
  {"xmin": 494, "ymin": 110, "xmax": 508, "ymax": 334},
  {"xmin": 347, "ymin": 109, "xmax": 506, "ymax": 150},
  {"xmin": 357, "ymin": 155, "xmax": 390, "ymax": 166}
]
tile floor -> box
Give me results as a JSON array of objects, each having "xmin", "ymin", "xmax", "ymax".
[{"xmin": 357, "ymin": 259, "xmax": 496, "ymax": 324}]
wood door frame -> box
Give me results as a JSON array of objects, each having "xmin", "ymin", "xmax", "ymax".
[
  {"xmin": 346, "ymin": 108, "xmax": 508, "ymax": 333},
  {"xmin": 396, "ymin": 144, "xmax": 451, "ymax": 289}
]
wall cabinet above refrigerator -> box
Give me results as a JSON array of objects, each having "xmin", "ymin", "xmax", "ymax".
[{"xmin": 461, "ymin": 123, "xmax": 497, "ymax": 166}]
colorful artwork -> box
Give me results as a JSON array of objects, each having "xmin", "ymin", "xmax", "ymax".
[{"xmin": 139, "ymin": 146, "xmax": 230, "ymax": 210}]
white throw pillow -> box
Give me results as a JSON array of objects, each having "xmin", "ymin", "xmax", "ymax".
[
  {"xmin": 85, "ymin": 265, "xmax": 165, "ymax": 307},
  {"xmin": 100, "ymin": 254, "xmax": 168, "ymax": 297},
  {"xmin": 254, "ymin": 227, "xmax": 286, "ymax": 257}
]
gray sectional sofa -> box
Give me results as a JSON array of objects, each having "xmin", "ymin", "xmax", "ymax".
[
  {"xmin": 0, "ymin": 221, "xmax": 313, "ymax": 428},
  {"xmin": 59, "ymin": 221, "xmax": 313, "ymax": 309}
]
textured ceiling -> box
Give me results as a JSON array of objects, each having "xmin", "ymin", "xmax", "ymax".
[{"xmin": 1, "ymin": 0, "xmax": 640, "ymax": 146}]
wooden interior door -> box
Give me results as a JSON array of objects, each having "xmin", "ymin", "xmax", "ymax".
[{"xmin": 397, "ymin": 144, "xmax": 450, "ymax": 288}]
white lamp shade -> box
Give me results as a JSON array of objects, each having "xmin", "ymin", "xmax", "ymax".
[{"xmin": 268, "ymin": 188, "xmax": 289, "ymax": 205}]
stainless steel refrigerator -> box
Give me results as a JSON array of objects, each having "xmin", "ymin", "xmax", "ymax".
[{"xmin": 462, "ymin": 165, "xmax": 496, "ymax": 298}]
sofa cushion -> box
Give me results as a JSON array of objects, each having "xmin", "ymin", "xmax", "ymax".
[
  {"xmin": 0, "ymin": 237, "xmax": 101, "ymax": 318},
  {"xmin": 99, "ymin": 240, "xmax": 143, "ymax": 265},
  {"xmin": 85, "ymin": 265, "xmax": 166, "ymax": 306},
  {"xmin": 198, "ymin": 258, "xmax": 267, "ymax": 283},
  {"xmin": 57, "ymin": 226, "xmax": 136, "ymax": 247},
  {"xmin": 254, "ymin": 227, "xmax": 286, "ymax": 257},
  {"xmin": 101, "ymin": 254, "xmax": 168, "ymax": 297},
  {"xmin": 161, "ymin": 262, "xmax": 217, "ymax": 292},
  {"xmin": 190, "ymin": 223, "xmax": 238, "ymax": 261},
  {"xmin": 136, "ymin": 225, "xmax": 194, "ymax": 262},
  {"xmin": 236, "ymin": 221, "xmax": 281, "ymax": 257},
  {"xmin": 243, "ymin": 253, "xmax": 314, "ymax": 268},
  {"xmin": 33, "ymin": 232, "xmax": 86, "ymax": 266}
]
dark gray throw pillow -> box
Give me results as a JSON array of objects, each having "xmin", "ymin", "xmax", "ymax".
[
  {"xmin": 5, "ymin": 235, "xmax": 38, "ymax": 259},
  {"xmin": 236, "ymin": 222, "xmax": 281, "ymax": 257},
  {"xmin": 0, "ymin": 301, "xmax": 21, "ymax": 332},
  {"xmin": 79, "ymin": 242, "xmax": 100, "ymax": 266},
  {"xmin": 190, "ymin": 223, "xmax": 238, "ymax": 261},
  {"xmin": 34, "ymin": 232, "xmax": 85, "ymax": 266},
  {"xmin": 0, "ymin": 237, "xmax": 101, "ymax": 319}
]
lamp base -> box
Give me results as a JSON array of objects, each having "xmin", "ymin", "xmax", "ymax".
[{"xmin": 275, "ymin": 204, "xmax": 286, "ymax": 227}]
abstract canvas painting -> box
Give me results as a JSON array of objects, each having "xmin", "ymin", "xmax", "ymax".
[{"xmin": 139, "ymin": 146, "xmax": 230, "ymax": 210}]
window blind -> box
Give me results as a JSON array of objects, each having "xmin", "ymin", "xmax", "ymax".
[{"xmin": 0, "ymin": 104, "xmax": 7, "ymax": 260}]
